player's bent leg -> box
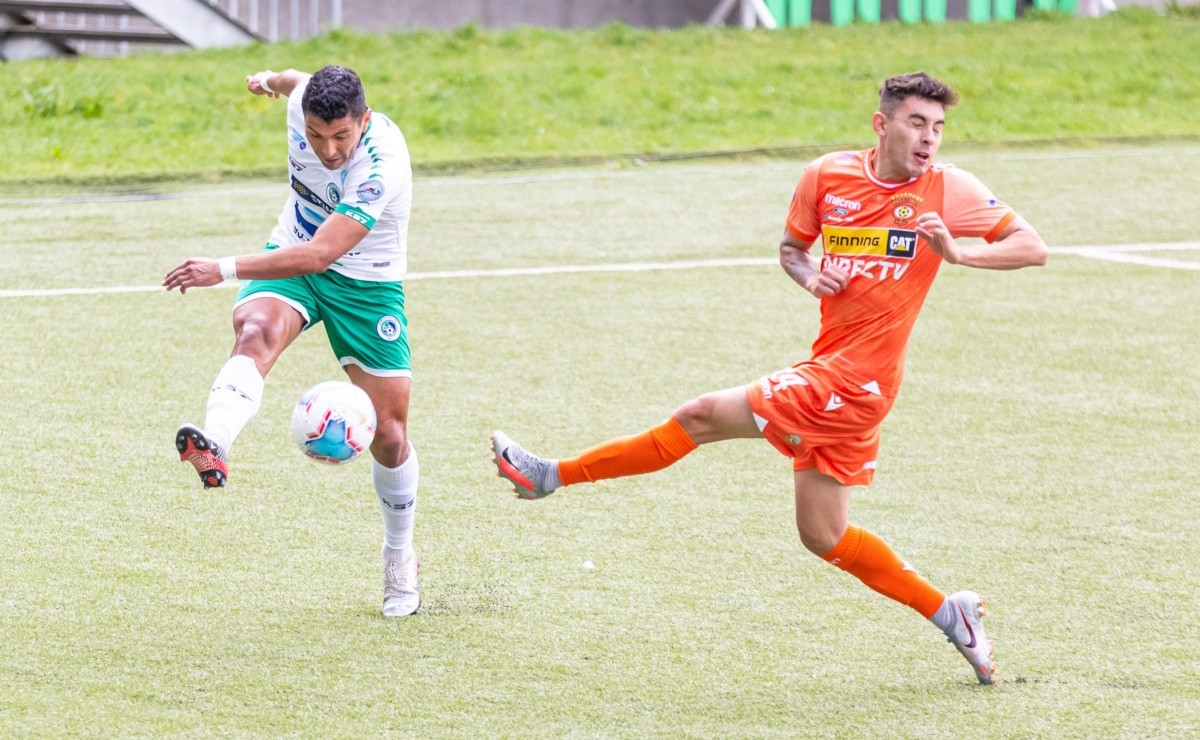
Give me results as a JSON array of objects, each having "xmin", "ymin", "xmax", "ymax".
[
  {"xmin": 795, "ymin": 469, "xmax": 993, "ymax": 681},
  {"xmin": 174, "ymin": 297, "xmax": 304, "ymax": 490},
  {"xmin": 344, "ymin": 366, "xmax": 421, "ymax": 617}
]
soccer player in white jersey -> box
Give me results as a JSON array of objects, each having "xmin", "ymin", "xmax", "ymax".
[{"xmin": 163, "ymin": 66, "xmax": 421, "ymax": 617}]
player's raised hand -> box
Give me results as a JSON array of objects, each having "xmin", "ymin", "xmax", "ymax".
[
  {"xmin": 806, "ymin": 262, "xmax": 849, "ymax": 297},
  {"xmin": 916, "ymin": 212, "xmax": 961, "ymax": 264},
  {"xmin": 163, "ymin": 258, "xmax": 222, "ymax": 294},
  {"xmin": 246, "ymin": 70, "xmax": 281, "ymax": 98}
]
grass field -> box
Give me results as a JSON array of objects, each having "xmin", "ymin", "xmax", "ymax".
[
  {"xmin": 3, "ymin": 11, "xmax": 1199, "ymax": 184},
  {"xmin": 1, "ymin": 142, "xmax": 1198, "ymax": 736}
]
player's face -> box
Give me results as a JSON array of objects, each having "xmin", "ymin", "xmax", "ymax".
[
  {"xmin": 872, "ymin": 96, "xmax": 945, "ymax": 181},
  {"xmin": 304, "ymin": 110, "xmax": 371, "ymax": 170}
]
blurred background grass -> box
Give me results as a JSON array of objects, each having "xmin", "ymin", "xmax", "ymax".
[{"xmin": 1, "ymin": 9, "xmax": 1198, "ymax": 185}]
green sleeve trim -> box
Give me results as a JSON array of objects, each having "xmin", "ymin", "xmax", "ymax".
[{"xmin": 336, "ymin": 203, "xmax": 376, "ymax": 229}]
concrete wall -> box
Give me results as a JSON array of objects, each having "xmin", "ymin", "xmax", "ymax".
[{"xmin": 341, "ymin": 0, "xmax": 743, "ymax": 31}]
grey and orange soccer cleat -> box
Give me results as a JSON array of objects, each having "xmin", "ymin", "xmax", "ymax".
[
  {"xmin": 383, "ymin": 547, "xmax": 421, "ymax": 617},
  {"xmin": 944, "ymin": 590, "xmax": 996, "ymax": 685},
  {"xmin": 490, "ymin": 430, "xmax": 561, "ymax": 500},
  {"xmin": 175, "ymin": 423, "xmax": 228, "ymax": 490}
]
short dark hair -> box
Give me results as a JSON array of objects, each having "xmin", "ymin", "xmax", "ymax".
[
  {"xmin": 879, "ymin": 71, "xmax": 959, "ymax": 117},
  {"xmin": 302, "ymin": 65, "xmax": 367, "ymax": 122}
]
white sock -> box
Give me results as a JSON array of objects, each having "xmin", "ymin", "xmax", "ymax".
[
  {"xmin": 930, "ymin": 597, "xmax": 955, "ymax": 634},
  {"xmin": 204, "ymin": 355, "xmax": 264, "ymax": 452},
  {"xmin": 375, "ymin": 444, "xmax": 418, "ymax": 555}
]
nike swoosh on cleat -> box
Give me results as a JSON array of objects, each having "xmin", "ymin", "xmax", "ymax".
[
  {"xmin": 498, "ymin": 449, "xmax": 535, "ymax": 491},
  {"xmin": 957, "ymin": 604, "xmax": 977, "ymax": 649}
]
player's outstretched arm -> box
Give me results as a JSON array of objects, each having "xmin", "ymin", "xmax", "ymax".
[
  {"xmin": 917, "ymin": 213, "xmax": 1048, "ymax": 270},
  {"xmin": 246, "ymin": 69, "xmax": 311, "ymax": 99},
  {"xmin": 780, "ymin": 229, "xmax": 848, "ymax": 297},
  {"xmin": 163, "ymin": 213, "xmax": 369, "ymax": 293}
]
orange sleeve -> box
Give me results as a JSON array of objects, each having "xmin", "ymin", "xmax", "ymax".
[
  {"xmin": 941, "ymin": 166, "xmax": 1017, "ymax": 243},
  {"xmin": 786, "ymin": 158, "xmax": 823, "ymax": 242}
]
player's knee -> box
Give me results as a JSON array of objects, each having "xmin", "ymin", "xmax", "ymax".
[
  {"xmin": 797, "ymin": 521, "xmax": 843, "ymax": 557},
  {"xmin": 370, "ymin": 418, "xmax": 409, "ymax": 467},
  {"xmin": 673, "ymin": 395, "xmax": 720, "ymax": 438},
  {"xmin": 233, "ymin": 316, "xmax": 287, "ymax": 357}
]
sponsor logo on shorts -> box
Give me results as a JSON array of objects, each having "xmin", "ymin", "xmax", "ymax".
[
  {"xmin": 377, "ymin": 315, "xmax": 402, "ymax": 341},
  {"xmin": 786, "ymin": 434, "xmax": 803, "ymax": 446},
  {"xmin": 824, "ymin": 394, "xmax": 844, "ymax": 411},
  {"xmin": 357, "ymin": 181, "xmax": 384, "ymax": 203}
]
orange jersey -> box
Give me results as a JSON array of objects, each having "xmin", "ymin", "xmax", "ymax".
[{"xmin": 786, "ymin": 148, "xmax": 1016, "ymax": 397}]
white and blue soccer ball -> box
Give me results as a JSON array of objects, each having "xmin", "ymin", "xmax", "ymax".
[{"xmin": 291, "ymin": 381, "xmax": 376, "ymax": 465}]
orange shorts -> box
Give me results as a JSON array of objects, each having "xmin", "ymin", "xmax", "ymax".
[{"xmin": 746, "ymin": 360, "xmax": 895, "ymax": 486}]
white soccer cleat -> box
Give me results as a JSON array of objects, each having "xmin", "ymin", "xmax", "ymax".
[
  {"xmin": 382, "ymin": 547, "xmax": 420, "ymax": 617},
  {"xmin": 490, "ymin": 430, "xmax": 560, "ymax": 500},
  {"xmin": 944, "ymin": 590, "xmax": 996, "ymax": 685}
]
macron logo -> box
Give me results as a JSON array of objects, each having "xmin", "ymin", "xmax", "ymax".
[{"xmin": 825, "ymin": 394, "xmax": 844, "ymax": 411}]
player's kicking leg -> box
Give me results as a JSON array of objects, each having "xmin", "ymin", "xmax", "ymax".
[
  {"xmin": 490, "ymin": 387, "xmax": 759, "ymax": 499},
  {"xmin": 173, "ymin": 298, "xmax": 299, "ymax": 490},
  {"xmin": 174, "ymin": 354, "xmax": 264, "ymax": 490}
]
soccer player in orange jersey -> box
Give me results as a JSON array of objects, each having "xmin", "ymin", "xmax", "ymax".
[{"xmin": 490, "ymin": 71, "xmax": 1048, "ymax": 684}]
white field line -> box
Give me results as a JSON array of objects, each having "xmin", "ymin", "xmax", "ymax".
[
  {"xmin": 1, "ymin": 243, "xmax": 1195, "ymax": 299},
  {"xmin": 4, "ymin": 146, "xmax": 1200, "ymax": 203}
]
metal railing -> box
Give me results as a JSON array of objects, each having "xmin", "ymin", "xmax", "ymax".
[
  {"xmin": 206, "ymin": 0, "xmax": 341, "ymax": 42},
  {"xmin": 14, "ymin": 0, "xmax": 342, "ymax": 57}
]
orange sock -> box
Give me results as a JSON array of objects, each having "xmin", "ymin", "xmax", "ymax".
[
  {"xmin": 820, "ymin": 525, "xmax": 945, "ymax": 619},
  {"xmin": 558, "ymin": 416, "xmax": 698, "ymax": 486}
]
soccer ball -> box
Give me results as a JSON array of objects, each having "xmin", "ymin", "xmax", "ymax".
[{"xmin": 291, "ymin": 381, "xmax": 377, "ymax": 464}]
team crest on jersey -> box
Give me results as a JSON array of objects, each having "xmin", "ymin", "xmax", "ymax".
[
  {"xmin": 890, "ymin": 193, "xmax": 924, "ymax": 227},
  {"xmin": 377, "ymin": 316, "xmax": 402, "ymax": 341},
  {"xmin": 326, "ymin": 184, "xmax": 341, "ymax": 205}
]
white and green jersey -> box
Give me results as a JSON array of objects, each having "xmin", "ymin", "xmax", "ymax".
[{"xmin": 269, "ymin": 80, "xmax": 412, "ymax": 282}]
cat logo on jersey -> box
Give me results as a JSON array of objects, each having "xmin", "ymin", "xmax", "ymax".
[{"xmin": 822, "ymin": 226, "xmax": 918, "ymax": 259}]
